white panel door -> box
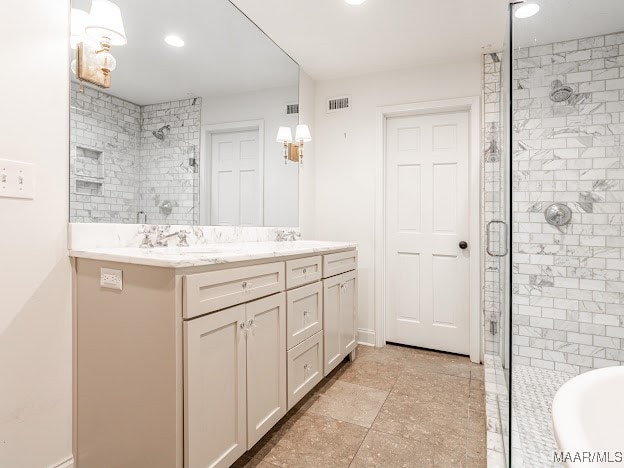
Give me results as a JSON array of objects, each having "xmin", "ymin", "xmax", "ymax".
[
  {"xmin": 385, "ymin": 111, "xmax": 470, "ymax": 355},
  {"xmin": 246, "ymin": 293, "xmax": 286, "ymax": 448},
  {"xmin": 211, "ymin": 130, "xmax": 262, "ymax": 226}
]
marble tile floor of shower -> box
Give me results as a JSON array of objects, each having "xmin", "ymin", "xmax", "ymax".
[
  {"xmin": 233, "ymin": 344, "xmax": 487, "ymax": 468},
  {"xmin": 512, "ymin": 365, "xmax": 574, "ymax": 468}
]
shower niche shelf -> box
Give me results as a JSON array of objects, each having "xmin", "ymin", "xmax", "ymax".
[
  {"xmin": 74, "ymin": 146, "xmax": 104, "ymax": 196},
  {"xmin": 75, "ymin": 176, "xmax": 104, "ymax": 196}
]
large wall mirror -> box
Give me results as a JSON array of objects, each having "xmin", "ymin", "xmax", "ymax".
[{"xmin": 69, "ymin": 0, "xmax": 301, "ymax": 227}]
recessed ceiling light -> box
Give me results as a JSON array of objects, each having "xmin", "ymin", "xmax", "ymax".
[
  {"xmin": 164, "ymin": 35, "xmax": 185, "ymax": 47},
  {"xmin": 345, "ymin": 0, "xmax": 367, "ymax": 5},
  {"xmin": 515, "ymin": 3, "xmax": 540, "ymax": 19}
]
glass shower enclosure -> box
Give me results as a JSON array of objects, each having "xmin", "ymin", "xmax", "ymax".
[{"xmin": 503, "ymin": 0, "xmax": 624, "ymax": 466}]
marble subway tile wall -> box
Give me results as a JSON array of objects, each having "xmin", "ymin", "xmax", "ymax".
[
  {"xmin": 139, "ymin": 98, "xmax": 201, "ymax": 225},
  {"xmin": 482, "ymin": 52, "xmax": 505, "ymax": 356},
  {"xmin": 512, "ymin": 31, "xmax": 624, "ymax": 373},
  {"xmin": 69, "ymin": 84, "xmax": 201, "ymax": 224},
  {"xmin": 70, "ymin": 82, "xmax": 141, "ymax": 223}
]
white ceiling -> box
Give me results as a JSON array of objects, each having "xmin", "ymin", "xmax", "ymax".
[
  {"xmin": 230, "ymin": 0, "xmax": 508, "ymax": 81},
  {"xmin": 72, "ymin": 0, "xmax": 624, "ymax": 103},
  {"xmin": 512, "ymin": 0, "xmax": 624, "ymax": 48},
  {"xmin": 231, "ymin": 0, "xmax": 624, "ymax": 81},
  {"xmin": 72, "ymin": 0, "xmax": 299, "ymax": 105}
]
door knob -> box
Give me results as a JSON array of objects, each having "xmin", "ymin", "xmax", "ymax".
[{"xmin": 459, "ymin": 241, "xmax": 468, "ymax": 250}]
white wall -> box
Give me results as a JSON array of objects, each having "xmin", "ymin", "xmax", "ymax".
[
  {"xmin": 0, "ymin": 1, "xmax": 73, "ymax": 468},
  {"xmin": 202, "ymin": 86, "xmax": 299, "ymax": 227},
  {"xmin": 298, "ymin": 71, "xmax": 317, "ymax": 239},
  {"xmin": 312, "ymin": 60, "xmax": 482, "ymax": 345}
]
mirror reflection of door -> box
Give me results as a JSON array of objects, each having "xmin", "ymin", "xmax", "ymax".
[{"xmin": 209, "ymin": 128, "xmax": 263, "ymax": 226}]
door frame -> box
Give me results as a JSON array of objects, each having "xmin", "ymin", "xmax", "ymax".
[
  {"xmin": 374, "ymin": 97, "xmax": 481, "ymax": 363},
  {"xmin": 199, "ymin": 119, "xmax": 265, "ymax": 225}
]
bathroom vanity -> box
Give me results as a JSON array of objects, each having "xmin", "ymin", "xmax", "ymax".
[{"xmin": 71, "ymin": 240, "xmax": 357, "ymax": 468}]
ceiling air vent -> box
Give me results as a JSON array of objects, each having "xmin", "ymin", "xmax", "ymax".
[
  {"xmin": 327, "ymin": 95, "xmax": 351, "ymax": 113},
  {"xmin": 286, "ymin": 103, "xmax": 299, "ymax": 115}
]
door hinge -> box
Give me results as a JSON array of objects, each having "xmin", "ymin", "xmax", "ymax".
[{"xmin": 490, "ymin": 320, "xmax": 498, "ymax": 336}]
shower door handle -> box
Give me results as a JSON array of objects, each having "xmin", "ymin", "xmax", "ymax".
[{"xmin": 486, "ymin": 220, "xmax": 509, "ymax": 257}]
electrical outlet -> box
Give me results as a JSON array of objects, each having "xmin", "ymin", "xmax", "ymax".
[
  {"xmin": 0, "ymin": 159, "xmax": 35, "ymax": 200},
  {"xmin": 100, "ymin": 268, "xmax": 123, "ymax": 291}
]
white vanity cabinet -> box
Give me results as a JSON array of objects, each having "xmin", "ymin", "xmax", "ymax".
[
  {"xmin": 323, "ymin": 256, "xmax": 358, "ymax": 376},
  {"xmin": 72, "ymin": 244, "xmax": 356, "ymax": 468},
  {"xmin": 184, "ymin": 292, "xmax": 286, "ymax": 468}
]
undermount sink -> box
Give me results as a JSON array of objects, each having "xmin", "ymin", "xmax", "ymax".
[{"xmin": 552, "ymin": 366, "xmax": 624, "ymax": 467}]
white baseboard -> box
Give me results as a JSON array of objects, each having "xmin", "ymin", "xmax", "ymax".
[
  {"xmin": 50, "ymin": 455, "xmax": 74, "ymax": 468},
  {"xmin": 357, "ymin": 328, "xmax": 375, "ymax": 346}
]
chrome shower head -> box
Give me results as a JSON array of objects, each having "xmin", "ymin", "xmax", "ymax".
[
  {"xmin": 549, "ymin": 80, "xmax": 573, "ymax": 103},
  {"xmin": 152, "ymin": 125, "xmax": 171, "ymax": 140}
]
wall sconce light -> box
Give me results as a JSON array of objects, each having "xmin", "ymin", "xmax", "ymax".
[
  {"xmin": 72, "ymin": 0, "xmax": 127, "ymax": 89},
  {"xmin": 276, "ymin": 124, "xmax": 312, "ymax": 165}
]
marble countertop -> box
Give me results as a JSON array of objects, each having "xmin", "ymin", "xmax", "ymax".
[{"xmin": 69, "ymin": 240, "xmax": 357, "ymax": 268}]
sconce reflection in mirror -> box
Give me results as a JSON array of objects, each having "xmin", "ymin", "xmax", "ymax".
[
  {"xmin": 71, "ymin": 0, "xmax": 127, "ymax": 89},
  {"xmin": 276, "ymin": 124, "xmax": 312, "ymax": 165}
]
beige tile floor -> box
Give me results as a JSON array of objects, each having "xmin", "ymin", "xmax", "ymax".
[{"xmin": 234, "ymin": 344, "xmax": 486, "ymax": 468}]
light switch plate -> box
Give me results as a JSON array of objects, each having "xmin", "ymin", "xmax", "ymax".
[
  {"xmin": 100, "ymin": 268, "xmax": 123, "ymax": 291},
  {"xmin": 0, "ymin": 159, "xmax": 35, "ymax": 199}
]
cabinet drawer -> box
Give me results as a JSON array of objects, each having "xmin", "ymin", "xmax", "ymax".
[
  {"xmin": 287, "ymin": 331, "xmax": 323, "ymax": 410},
  {"xmin": 323, "ymin": 250, "xmax": 358, "ymax": 278},
  {"xmin": 286, "ymin": 282, "xmax": 322, "ymax": 350},
  {"xmin": 286, "ymin": 256, "xmax": 322, "ymax": 289},
  {"xmin": 183, "ymin": 262, "xmax": 285, "ymax": 319}
]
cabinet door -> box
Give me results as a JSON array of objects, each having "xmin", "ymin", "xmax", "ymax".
[
  {"xmin": 323, "ymin": 275, "xmax": 343, "ymax": 376},
  {"xmin": 340, "ymin": 270, "xmax": 358, "ymax": 356},
  {"xmin": 246, "ymin": 293, "xmax": 287, "ymax": 448},
  {"xmin": 184, "ymin": 305, "xmax": 247, "ymax": 468}
]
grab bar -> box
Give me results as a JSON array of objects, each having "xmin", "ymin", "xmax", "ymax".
[{"xmin": 486, "ymin": 220, "xmax": 509, "ymax": 257}]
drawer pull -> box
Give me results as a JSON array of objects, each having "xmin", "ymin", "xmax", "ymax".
[
  {"xmin": 302, "ymin": 268, "xmax": 307, "ymax": 274},
  {"xmin": 241, "ymin": 281, "xmax": 248, "ymax": 289}
]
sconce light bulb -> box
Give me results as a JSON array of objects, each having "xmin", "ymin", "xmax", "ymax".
[{"xmin": 96, "ymin": 49, "xmax": 117, "ymax": 74}]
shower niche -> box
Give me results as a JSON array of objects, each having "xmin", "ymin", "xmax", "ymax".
[
  {"xmin": 68, "ymin": 0, "xmax": 300, "ymax": 227},
  {"xmin": 73, "ymin": 146, "xmax": 103, "ymax": 197}
]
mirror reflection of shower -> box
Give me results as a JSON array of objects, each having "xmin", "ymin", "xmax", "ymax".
[{"xmin": 152, "ymin": 124, "xmax": 171, "ymax": 140}]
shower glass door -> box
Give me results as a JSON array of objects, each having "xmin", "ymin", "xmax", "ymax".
[
  {"xmin": 510, "ymin": 0, "xmax": 624, "ymax": 466},
  {"xmin": 483, "ymin": 9, "xmax": 512, "ymax": 462}
]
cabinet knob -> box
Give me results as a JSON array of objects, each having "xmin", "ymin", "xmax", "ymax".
[
  {"xmin": 241, "ymin": 281, "xmax": 248, "ymax": 289},
  {"xmin": 303, "ymin": 268, "xmax": 307, "ymax": 274},
  {"xmin": 459, "ymin": 241, "xmax": 468, "ymax": 250}
]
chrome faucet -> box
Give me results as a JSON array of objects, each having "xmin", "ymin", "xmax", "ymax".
[
  {"xmin": 155, "ymin": 228, "xmax": 189, "ymax": 247},
  {"xmin": 139, "ymin": 225, "xmax": 156, "ymax": 248}
]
